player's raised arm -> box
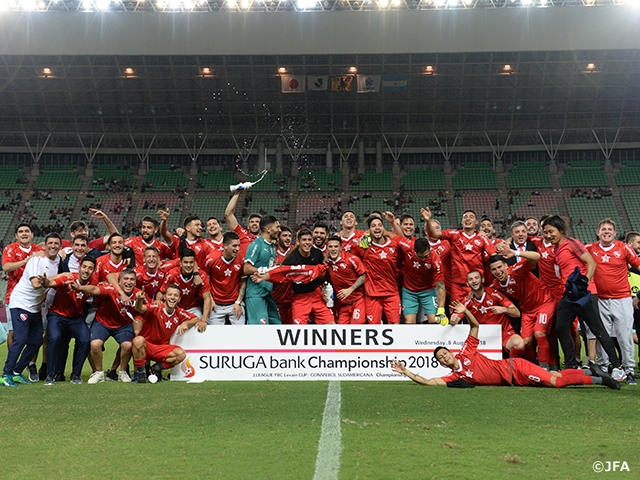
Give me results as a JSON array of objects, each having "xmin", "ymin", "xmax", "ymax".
[
  {"xmin": 158, "ymin": 209, "xmax": 174, "ymax": 244},
  {"xmin": 224, "ymin": 190, "xmax": 244, "ymax": 231},
  {"xmin": 390, "ymin": 360, "xmax": 446, "ymax": 386},
  {"xmin": 450, "ymin": 300, "xmax": 479, "ymax": 338},
  {"xmin": 422, "ymin": 208, "xmax": 441, "ymax": 239}
]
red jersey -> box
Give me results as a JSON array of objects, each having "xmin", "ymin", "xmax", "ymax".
[
  {"xmin": 430, "ymin": 239, "xmax": 452, "ymax": 296},
  {"xmin": 94, "ymin": 255, "xmax": 126, "ymax": 284},
  {"xmin": 204, "ymin": 252, "xmax": 245, "ymax": 304},
  {"xmin": 234, "ymin": 225, "xmax": 257, "ymax": 256},
  {"xmin": 529, "ymin": 236, "xmax": 564, "ymax": 298},
  {"xmin": 205, "ymin": 237, "xmax": 224, "ymax": 253},
  {"xmin": 169, "ymin": 235, "xmax": 213, "ymax": 269},
  {"xmin": 48, "ymin": 273, "xmax": 93, "ymax": 318},
  {"xmin": 62, "ymin": 237, "xmax": 105, "ymax": 251},
  {"xmin": 326, "ymin": 252, "xmax": 366, "ymax": 304},
  {"xmin": 124, "ymin": 236, "xmax": 173, "ymax": 265},
  {"xmin": 464, "ymin": 287, "xmax": 515, "ymax": 340},
  {"xmin": 273, "ymin": 246, "xmax": 294, "ymax": 305},
  {"xmin": 490, "ymin": 261, "xmax": 549, "ymax": 314},
  {"xmin": 352, "ymin": 239, "xmax": 400, "ymax": 297},
  {"xmin": 441, "ymin": 335, "xmax": 512, "ymax": 386},
  {"xmin": 586, "ymin": 240, "xmax": 640, "ymax": 299},
  {"xmin": 95, "ymin": 284, "xmax": 141, "ymax": 329},
  {"xmin": 394, "ymin": 238, "xmax": 443, "ymax": 292},
  {"xmin": 161, "ymin": 269, "xmax": 211, "ymax": 310},
  {"xmin": 132, "ymin": 265, "xmax": 167, "ymax": 302},
  {"xmin": 2, "ymin": 242, "xmax": 44, "ymax": 304},
  {"xmin": 139, "ymin": 303, "xmax": 194, "ymax": 345},
  {"xmin": 441, "ymin": 230, "xmax": 496, "ymax": 285},
  {"xmin": 554, "ymin": 237, "xmax": 597, "ymax": 293},
  {"xmin": 341, "ymin": 230, "xmax": 366, "ymax": 254}
]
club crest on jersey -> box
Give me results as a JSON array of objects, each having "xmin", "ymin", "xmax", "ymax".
[
  {"xmin": 20, "ymin": 313, "xmax": 28, "ymax": 321},
  {"xmin": 463, "ymin": 358, "xmax": 471, "ymax": 366},
  {"xmin": 474, "ymin": 240, "xmax": 481, "ymax": 246},
  {"xmin": 614, "ymin": 250, "xmax": 621, "ymax": 258},
  {"xmin": 486, "ymin": 300, "xmax": 494, "ymax": 306}
]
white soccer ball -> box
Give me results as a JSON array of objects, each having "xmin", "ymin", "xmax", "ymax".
[{"xmin": 148, "ymin": 374, "xmax": 158, "ymax": 384}]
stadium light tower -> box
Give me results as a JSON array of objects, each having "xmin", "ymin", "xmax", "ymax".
[
  {"xmin": 96, "ymin": 0, "xmax": 110, "ymax": 10},
  {"xmin": 21, "ymin": 0, "xmax": 38, "ymax": 10}
]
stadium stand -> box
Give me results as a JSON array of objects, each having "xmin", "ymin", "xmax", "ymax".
[
  {"xmin": 298, "ymin": 171, "xmax": 342, "ymax": 193},
  {"xmin": 79, "ymin": 195, "xmax": 131, "ymax": 238},
  {"xmin": 348, "ymin": 171, "xmax": 393, "ymax": 192},
  {"xmin": 455, "ymin": 192, "xmax": 502, "ymax": 223},
  {"xmin": 559, "ymin": 166, "xmax": 608, "ymax": 188},
  {"xmin": 452, "ymin": 165, "xmax": 498, "ymax": 190},
  {"xmin": 403, "ymin": 194, "xmax": 451, "ymax": 231},
  {"xmin": 89, "ymin": 166, "xmax": 136, "ymax": 192},
  {"xmin": 195, "ymin": 171, "xmax": 240, "ymax": 192},
  {"xmin": 0, "ymin": 165, "xmax": 27, "ymax": 190},
  {"xmin": 133, "ymin": 194, "xmax": 184, "ymax": 231},
  {"xmin": 615, "ymin": 162, "xmax": 640, "ymax": 187},
  {"xmin": 142, "ymin": 167, "xmax": 187, "ymax": 192},
  {"xmin": 295, "ymin": 194, "xmax": 338, "ymax": 229},
  {"xmin": 247, "ymin": 172, "xmax": 289, "ymax": 193},
  {"xmin": 347, "ymin": 196, "xmax": 391, "ymax": 222},
  {"xmin": 401, "ymin": 170, "xmax": 446, "ymax": 191},
  {"xmin": 620, "ymin": 190, "xmax": 640, "ymax": 233},
  {"xmin": 24, "ymin": 195, "xmax": 76, "ymax": 242},
  {"xmin": 505, "ymin": 163, "xmax": 553, "ymax": 189},
  {"xmin": 190, "ymin": 195, "xmax": 231, "ymax": 220},
  {"xmin": 510, "ymin": 191, "xmax": 559, "ymax": 223},
  {"xmin": 35, "ymin": 167, "xmax": 83, "ymax": 191},
  {"xmin": 565, "ymin": 193, "xmax": 621, "ymax": 243}
]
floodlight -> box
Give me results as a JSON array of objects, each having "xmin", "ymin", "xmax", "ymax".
[
  {"xmin": 227, "ymin": 0, "xmax": 237, "ymax": 6},
  {"xmin": 521, "ymin": 0, "xmax": 533, "ymax": 6},
  {"xmin": 240, "ymin": 0, "xmax": 250, "ymax": 8},
  {"xmin": 391, "ymin": 0, "xmax": 401, "ymax": 6},
  {"xmin": 81, "ymin": 0, "xmax": 92, "ymax": 10},
  {"xmin": 21, "ymin": 0, "xmax": 38, "ymax": 10},
  {"xmin": 378, "ymin": 0, "xmax": 389, "ymax": 7},
  {"xmin": 96, "ymin": 0, "xmax": 110, "ymax": 10},
  {"xmin": 434, "ymin": 0, "xmax": 447, "ymax": 6},
  {"xmin": 183, "ymin": 0, "xmax": 194, "ymax": 8},
  {"xmin": 168, "ymin": 0, "xmax": 181, "ymax": 8}
]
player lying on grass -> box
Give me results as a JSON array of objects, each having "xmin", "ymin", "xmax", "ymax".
[{"xmin": 391, "ymin": 300, "xmax": 620, "ymax": 390}]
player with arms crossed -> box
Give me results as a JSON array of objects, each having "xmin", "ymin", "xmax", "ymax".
[{"xmin": 391, "ymin": 301, "xmax": 620, "ymax": 390}]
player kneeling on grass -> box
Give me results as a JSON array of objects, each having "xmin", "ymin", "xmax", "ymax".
[
  {"xmin": 391, "ymin": 300, "xmax": 620, "ymax": 390},
  {"xmin": 132, "ymin": 285, "xmax": 203, "ymax": 383}
]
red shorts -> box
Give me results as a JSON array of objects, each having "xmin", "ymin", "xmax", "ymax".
[
  {"xmin": 450, "ymin": 283, "xmax": 470, "ymax": 303},
  {"xmin": 336, "ymin": 297, "xmax": 366, "ymax": 325},
  {"xmin": 291, "ymin": 290, "xmax": 335, "ymax": 325},
  {"xmin": 521, "ymin": 300, "xmax": 557, "ymax": 338},
  {"xmin": 511, "ymin": 358, "xmax": 553, "ymax": 387},
  {"xmin": 145, "ymin": 342, "xmax": 179, "ymax": 363},
  {"xmin": 365, "ymin": 295, "xmax": 401, "ymax": 324},
  {"xmin": 502, "ymin": 328, "xmax": 517, "ymax": 350},
  {"xmin": 276, "ymin": 302, "xmax": 293, "ymax": 325}
]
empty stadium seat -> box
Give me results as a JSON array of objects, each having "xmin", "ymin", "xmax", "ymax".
[
  {"xmin": 452, "ymin": 166, "xmax": 498, "ymax": 190},
  {"xmin": 401, "ymin": 170, "xmax": 446, "ymax": 191}
]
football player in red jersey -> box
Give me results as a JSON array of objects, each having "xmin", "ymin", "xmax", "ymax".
[
  {"xmin": 132, "ymin": 246, "xmax": 167, "ymax": 302},
  {"xmin": 338, "ymin": 210, "xmax": 366, "ymax": 253},
  {"xmin": 326, "ymin": 236, "xmax": 366, "ymax": 325},
  {"xmin": 352, "ymin": 216, "xmax": 401, "ymax": 324},
  {"xmin": 158, "ymin": 249, "xmax": 213, "ymax": 322},
  {"xmin": 38, "ymin": 256, "xmax": 97, "ymax": 384},
  {"xmin": 159, "ymin": 211, "xmax": 213, "ymax": 269},
  {"xmin": 204, "ymin": 216, "xmax": 224, "ymax": 252},
  {"xmin": 489, "ymin": 254, "xmax": 557, "ymax": 370},
  {"xmin": 96, "ymin": 233, "xmax": 128, "ymax": 284},
  {"xmin": 543, "ymin": 215, "xmax": 625, "ymax": 380},
  {"xmin": 272, "ymin": 225, "xmax": 294, "ymax": 324},
  {"xmin": 224, "ymin": 188, "xmax": 260, "ymax": 252},
  {"xmin": 61, "ymin": 210, "xmax": 119, "ymax": 250},
  {"xmin": 71, "ymin": 269, "xmax": 140, "ymax": 383},
  {"xmin": 391, "ymin": 300, "xmax": 620, "ymax": 390},
  {"xmin": 427, "ymin": 219, "xmax": 452, "ymax": 309},
  {"xmin": 586, "ymin": 219, "xmax": 640, "ymax": 384},
  {"xmin": 423, "ymin": 207, "xmax": 496, "ymax": 302},
  {"xmin": 2, "ymin": 223, "xmax": 44, "ymax": 350},
  {"xmin": 204, "ymin": 232, "xmax": 247, "ymax": 325},
  {"xmin": 312, "ymin": 222, "xmax": 329, "ymax": 255},
  {"xmin": 461, "ymin": 270, "xmax": 525, "ymax": 357},
  {"xmin": 132, "ymin": 285, "xmax": 203, "ymax": 383},
  {"xmin": 125, "ymin": 216, "xmax": 173, "ymax": 266}
]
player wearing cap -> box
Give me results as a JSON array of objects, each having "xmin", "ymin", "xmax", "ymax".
[{"xmin": 390, "ymin": 300, "xmax": 620, "ymax": 390}]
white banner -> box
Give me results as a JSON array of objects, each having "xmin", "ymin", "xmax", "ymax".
[{"xmin": 170, "ymin": 325, "xmax": 502, "ymax": 381}]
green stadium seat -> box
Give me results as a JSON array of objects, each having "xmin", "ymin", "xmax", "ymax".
[
  {"xmin": 565, "ymin": 194, "xmax": 621, "ymax": 243},
  {"xmin": 298, "ymin": 171, "xmax": 342, "ymax": 192},
  {"xmin": 349, "ymin": 171, "xmax": 393, "ymax": 192},
  {"xmin": 401, "ymin": 170, "xmax": 446, "ymax": 191},
  {"xmin": 560, "ymin": 168, "xmax": 608, "ymax": 188},
  {"xmin": 452, "ymin": 166, "xmax": 498, "ymax": 190}
]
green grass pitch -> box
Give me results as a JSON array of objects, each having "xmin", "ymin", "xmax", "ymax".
[{"xmin": 0, "ymin": 340, "xmax": 638, "ymax": 479}]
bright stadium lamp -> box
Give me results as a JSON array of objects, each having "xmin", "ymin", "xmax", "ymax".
[
  {"xmin": 37, "ymin": 0, "xmax": 46, "ymax": 9},
  {"xmin": 156, "ymin": 0, "xmax": 166, "ymax": 8},
  {"xmin": 378, "ymin": 0, "xmax": 389, "ymax": 7},
  {"xmin": 168, "ymin": 0, "xmax": 181, "ymax": 8},
  {"xmin": 227, "ymin": 0, "xmax": 237, "ymax": 6},
  {"xmin": 96, "ymin": 0, "xmax": 110, "ymax": 10},
  {"xmin": 297, "ymin": 0, "xmax": 316, "ymax": 8},
  {"xmin": 21, "ymin": 0, "xmax": 38, "ymax": 10},
  {"xmin": 183, "ymin": 0, "xmax": 194, "ymax": 8},
  {"xmin": 434, "ymin": 0, "xmax": 447, "ymax": 6},
  {"xmin": 81, "ymin": 0, "xmax": 92, "ymax": 10},
  {"xmin": 240, "ymin": 0, "xmax": 250, "ymax": 8},
  {"xmin": 521, "ymin": 0, "xmax": 533, "ymax": 6},
  {"xmin": 391, "ymin": 0, "xmax": 401, "ymax": 6}
]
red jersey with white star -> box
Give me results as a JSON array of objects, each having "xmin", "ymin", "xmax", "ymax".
[
  {"xmin": 62, "ymin": 237, "xmax": 105, "ymax": 251},
  {"xmin": 204, "ymin": 252, "xmax": 245, "ymax": 304},
  {"xmin": 341, "ymin": 230, "xmax": 366, "ymax": 254},
  {"xmin": 441, "ymin": 230, "xmax": 496, "ymax": 284},
  {"xmin": 139, "ymin": 303, "xmax": 195, "ymax": 345},
  {"xmin": 94, "ymin": 255, "xmax": 126, "ymax": 284},
  {"xmin": 273, "ymin": 246, "xmax": 294, "ymax": 304},
  {"xmin": 160, "ymin": 269, "xmax": 211, "ymax": 310},
  {"xmin": 2, "ymin": 242, "xmax": 44, "ymax": 304},
  {"xmin": 394, "ymin": 237, "xmax": 443, "ymax": 292},
  {"xmin": 490, "ymin": 261, "xmax": 548, "ymax": 313},
  {"xmin": 132, "ymin": 265, "xmax": 167, "ymax": 302},
  {"xmin": 352, "ymin": 239, "xmax": 400, "ymax": 297},
  {"xmin": 234, "ymin": 225, "xmax": 258, "ymax": 256},
  {"xmin": 464, "ymin": 287, "xmax": 515, "ymax": 339},
  {"xmin": 95, "ymin": 284, "xmax": 141, "ymax": 329},
  {"xmin": 125, "ymin": 236, "xmax": 173, "ymax": 265},
  {"xmin": 441, "ymin": 335, "xmax": 511, "ymax": 386},
  {"xmin": 586, "ymin": 240, "xmax": 640, "ymax": 299},
  {"xmin": 169, "ymin": 235, "xmax": 213, "ymax": 269},
  {"xmin": 326, "ymin": 252, "xmax": 366, "ymax": 303},
  {"xmin": 48, "ymin": 273, "xmax": 92, "ymax": 318},
  {"xmin": 529, "ymin": 236, "xmax": 564, "ymax": 298},
  {"xmin": 430, "ymin": 239, "xmax": 452, "ymax": 295},
  {"xmin": 554, "ymin": 237, "xmax": 597, "ymax": 294}
]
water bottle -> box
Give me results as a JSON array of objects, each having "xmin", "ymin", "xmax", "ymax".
[
  {"xmin": 324, "ymin": 282, "xmax": 334, "ymax": 308},
  {"xmin": 230, "ymin": 181, "xmax": 254, "ymax": 192}
]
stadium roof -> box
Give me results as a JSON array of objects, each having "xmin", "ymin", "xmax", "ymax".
[{"xmin": 1, "ymin": 8, "xmax": 640, "ymax": 158}]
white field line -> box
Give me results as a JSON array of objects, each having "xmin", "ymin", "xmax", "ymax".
[{"xmin": 313, "ymin": 381, "xmax": 342, "ymax": 480}]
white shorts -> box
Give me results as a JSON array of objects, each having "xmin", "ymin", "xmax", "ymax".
[{"xmin": 207, "ymin": 303, "xmax": 246, "ymax": 326}]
